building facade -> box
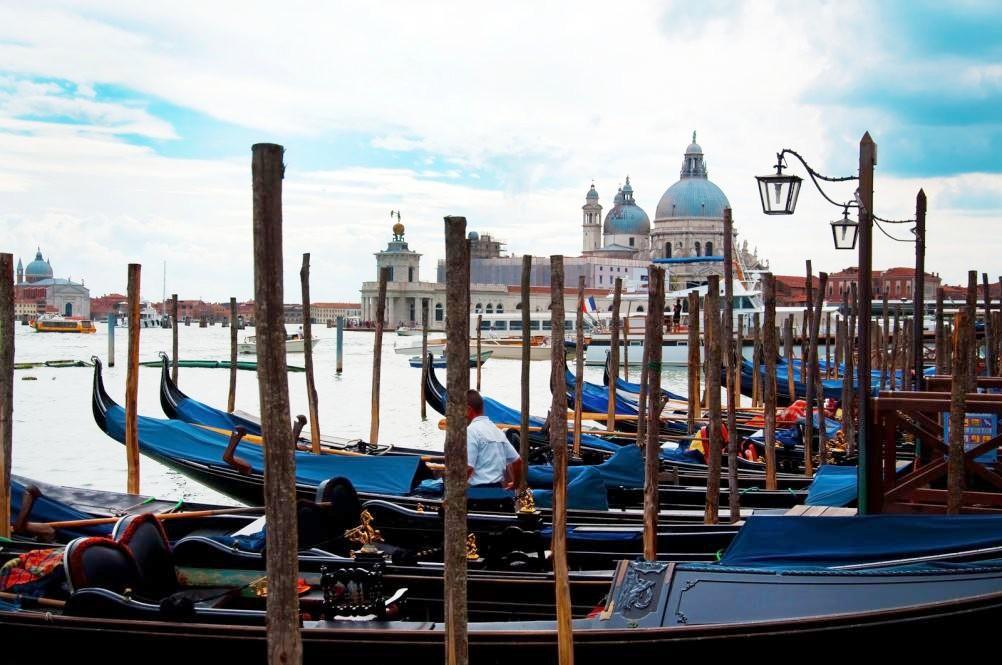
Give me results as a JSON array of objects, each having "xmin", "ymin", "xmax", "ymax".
[
  {"xmin": 312, "ymin": 303, "xmax": 362, "ymax": 325},
  {"xmin": 15, "ymin": 249, "xmax": 91, "ymax": 319},
  {"xmin": 827, "ymin": 267, "xmax": 942, "ymax": 304}
]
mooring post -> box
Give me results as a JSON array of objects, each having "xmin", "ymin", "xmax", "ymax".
[
  {"xmin": 687, "ymin": 291, "xmax": 700, "ymax": 434},
  {"xmin": 810, "ymin": 273, "xmax": 829, "ymax": 466},
  {"xmin": 443, "ymin": 216, "xmax": 470, "ymax": 665},
  {"xmin": 548, "ymin": 256, "xmax": 574, "ymax": 665},
  {"xmin": 751, "ymin": 313, "xmax": 761, "ymax": 407},
  {"xmin": 300, "ymin": 254, "xmax": 321, "ymax": 454},
  {"xmin": 913, "ymin": 190, "xmax": 927, "ymax": 390},
  {"xmin": 0, "ymin": 254, "xmax": 14, "ymax": 538},
  {"xmin": 251, "ymin": 143, "xmax": 301, "ymax": 664},
  {"xmin": 572, "ymin": 275, "xmax": 585, "ymax": 460},
  {"xmin": 607, "ymin": 278, "xmax": 622, "ymax": 432},
  {"xmin": 722, "ymin": 209, "xmax": 739, "ymax": 522},
  {"xmin": 476, "ymin": 313, "xmax": 482, "ymax": 392},
  {"xmin": 227, "ymin": 297, "xmax": 237, "ymax": 413},
  {"xmin": 703, "ymin": 275, "xmax": 722, "ymax": 525},
  {"xmin": 125, "ymin": 264, "xmax": 142, "ymax": 496},
  {"xmin": 984, "ymin": 273, "xmax": 995, "ymax": 378},
  {"xmin": 784, "ymin": 316, "xmax": 795, "ymax": 402},
  {"xmin": 518, "ymin": 255, "xmax": 531, "ymax": 490},
  {"xmin": 107, "ymin": 310, "xmax": 116, "ymax": 367},
  {"xmin": 370, "ymin": 267, "xmax": 388, "ymax": 445},
  {"xmin": 623, "ymin": 310, "xmax": 630, "ymax": 382},
  {"xmin": 420, "ymin": 300, "xmax": 429, "ymax": 420},
  {"xmin": 803, "ymin": 261, "xmax": 816, "ymax": 477},
  {"xmin": 948, "ymin": 310, "xmax": 970, "ymax": 515},
  {"xmin": 881, "ymin": 292, "xmax": 889, "ymax": 389},
  {"xmin": 644, "ymin": 266, "xmax": 665, "ymax": 557},
  {"xmin": 762, "ymin": 273, "xmax": 778, "ymax": 490},
  {"xmin": 171, "ymin": 294, "xmax": 179, "ymax": 383},
  {"xmin": 966, "ymin": 271, "xmax": 978, "ymax": 392},
  {"xmin": 336, "ymin": 315, "xmax": 344, "ymax": 374}
]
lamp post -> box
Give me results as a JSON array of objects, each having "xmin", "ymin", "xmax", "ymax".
[{"xmin": 755, "ymin": 133, "xmax": 880, "ymax": 512}]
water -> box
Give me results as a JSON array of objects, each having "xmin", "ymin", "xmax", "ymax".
[{"xmin": 9, "ymin": 323, "xmax": 690, "ymax": 504}]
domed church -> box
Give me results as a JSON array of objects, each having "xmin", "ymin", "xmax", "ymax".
[{"xmin": 582, "ymin": 133, "xmax": 767, "ymax": 285}]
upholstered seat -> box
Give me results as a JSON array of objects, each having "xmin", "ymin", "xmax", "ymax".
[
  {"xmin": 113, "ymin": 513, "xmax": 178, "ymax": 598},
  {"xmin": 63, "ymin": 537, "xmax": 142, "ymax": 595}
]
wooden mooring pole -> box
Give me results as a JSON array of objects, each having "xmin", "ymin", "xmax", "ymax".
[
  {"xmin": 125, "ymin": 264, "xmax": 142, "ymax": 495},
  {"xmin": 301, "ymin": 253, "xmax": 321, "ymax": 454},
  {"xmin": 107, "ymin": 310, "xmax": 115, "ymax": 367},
  {"xmin": 703, "ymin": 275, "xmax": 722, "ymax": 525},
  {"xmin": 607, "ymin": 278, "xmax": 622, "ymax": 432},
  {"xmin": 476, "ymin": 314, "xmax": 482, "ymax": 392},
  {"xmin": 803, "ymin": 261, "xmax": 815, "ymax": 477},
  {"xmin": 227, "ymin": 297, "xmax": 237, "ymax": 413},
  {"xmin": 783, "ymin": 316, "xmax": 795, "ymax": 401},
  {"xmin": 572, "ymin": 276, "xmax": 585, "ymax": 460},
  {"xmin": 810, "ymin": 273, "xmax": 829, "ymax": 465},
  {"xmin": 723, "ymin": 208, "xmax": 739, "ymax": 522},
  {"xmin": 548, "ymin": 255, "xmax": 574, "ymax": 665},
  {"xmin": 251, "ymin": 142, "xmax": 301, "ymax": 664},
  {"xmin": 0, "ymin": 254, "xmax": 13, "ymax": 538},
  {"xmin": 420, "ymin": 300, "xmax": 429, "ymax": 420},
  {"xmin": 171, "ymin": 294, "xmax": 179, "ymax": 383},
  {"xmin": 370, "ymin": 267, "xmax": 388, "ymax": 445},
  {"xmin": 948, "ymin": 309, "xmax": 970, "ymax": 515},
  {"xmin": 762, "ymin": 273, "xmax": 778, "ymax": 491},
  {"xmin": 686, "ymin": 291, "xmax": 700, "ymax": 434},
  {"xmin": 519, "ymin": 255, "xmax": 531, "ymax": 490},
  {"xmin": 644, "ymin": 266, "xmax": 665, "ymax": 557},
  {"xmin": 443, "ymin": 216, "xmax": 470, "ymax": 665},
  {"xmin": 966, "ymin": 271, "xmax": 978, "ymax": 392}
]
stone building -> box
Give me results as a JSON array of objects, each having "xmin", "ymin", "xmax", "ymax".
[{"xmin": 15, "ymin": 249, "xmax": 91, "ymax": 319}]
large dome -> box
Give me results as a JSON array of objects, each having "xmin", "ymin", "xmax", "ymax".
[
  {"xmin": 603, "ymin": 176, "xmax": 650, "ymax": 235},
  {"xmin": 24, "ymin": 249, "xmax": 53, "ymax": 283},
  {"xmin": 655, "ymin": 178, "xmax": 730, "ymax": 219},
  {"xmin": 655, "ymin": 132, "xmax": 730, "ymax": 220}
]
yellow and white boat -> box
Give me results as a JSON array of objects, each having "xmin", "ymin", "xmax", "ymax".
[{"xmin": 30, "ymin": 314, "xmax": 97, "ymax": 334}]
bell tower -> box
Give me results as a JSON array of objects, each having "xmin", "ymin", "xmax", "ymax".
[{"xmin": 582, "ymin": 183, "xmax": 602, "ymax": 253}]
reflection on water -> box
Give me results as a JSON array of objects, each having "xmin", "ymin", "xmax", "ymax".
[{"xmin": 10, "ymin": 324, "xmax": 689, "ymax": 503}]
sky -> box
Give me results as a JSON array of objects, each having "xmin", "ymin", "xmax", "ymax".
[{"xmin": 0, "ymin": 1, "xmax": 999, "ymax": 302}]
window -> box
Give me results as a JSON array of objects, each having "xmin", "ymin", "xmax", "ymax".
[
  {"xmin": 694, "ymin": 242, "xmax": 701, "ymax": 257},
  {"xmin": 530, "ymin": 320, "xmax": 541, "ymax": 330},
  {"xmin": 637, "ymin": 306, "xmax": 644, "ymax": 312},
  {"xmin": 479, "ymin": 319, "xmax": 491, "ymax": 330},
  {"xmin": 515, "ymin": 302, "xmax": 522, "ymax": 310},
  {"xmin": 492, "ymin": 320, "xmax": 506, "ymax": 330},
  {"xmin": 509, "ymin": 320, "xmax": 522, "ymax": 331},
  {"xmin": 486, "ymin": 304, "xmax": 494, "ymax": 313},
  {"xmin": 435, "ymin": 303, "xmax": 443, "ymax": 322},
  {"xmin": 541, "ymin": 320, "xmax": 552, "ymax": 331},
  {"xmin": 599, "ymin": 275, "xmax": 603, "ymax": 284},
  {"xmin": 705, "ymin": 241, "xmax": 713, "ymax": 256},
  {"xmin": 666, "ymin": 243, "xmax": 672, "ymax": 258},
  {"xmin": 475, "ymin": 303, "xmax": 483, "ymax": 313},
  {"xmin": 408, "ymin": 267, "xmax": 414, "ymax": 282},
  {"xmin": 496, "ymin": 303, "xmax": 504, "ymax": 313},
  {"xmin": 64, "ymin": 302, "xmax": 73, "ymax": 316},
  {"xmin": 629, "ymin": 237, "xmax": 635, "ymax": 247},
  {"xmin": 387, "ymin": 266, "xmax": 394, "ymax": 281}
]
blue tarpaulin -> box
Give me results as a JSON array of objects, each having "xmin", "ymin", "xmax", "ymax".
[
  {"xmin": 533, "ymin": 467, "xmax": 610, "ymax": 511},
  {"xmin": 173, "ymin": 393, "xmax": 262, "ymax": 435},
  {"xmin": 9, "ymin": 478, "xmax": 113, "ymax": 540},
  {"xmin": 528, "ymin": 444, "xmax": 645, "ymax": 489},
  {"xmin": 105, "ymin": 404, "xmax": 424, "ymax": 496},
  {"xmin": 719, "ymin": 514, "xmax": 1002, "ymax": 568},
  {"xmin": 805, "ymin": 465, "xmax": 858, "ymax": 507}
]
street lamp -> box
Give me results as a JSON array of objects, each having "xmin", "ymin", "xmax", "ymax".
[
  {"xmin": 755, "ymin": 154, "xmax": 802, "ymax": 215},
  {"xmin": 830, "ymin": 209, "xmax": 859, "ymax": 250}
]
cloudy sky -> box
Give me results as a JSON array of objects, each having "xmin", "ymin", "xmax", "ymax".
[{"xmin": 1, "ymin": 1, "xmax": 998, "ymax": 301}]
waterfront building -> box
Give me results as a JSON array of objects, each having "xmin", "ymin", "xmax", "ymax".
[
  {"xmin": 828, "ymin": 266, "xmax": 941, "ymax": 303},
  {"xmin": 312, "ymin": 302, "xmax": 362, "ymax": 325},
  {"xmin": 14, "ymin": 248, "xmax": 90, "ymax": 319}
]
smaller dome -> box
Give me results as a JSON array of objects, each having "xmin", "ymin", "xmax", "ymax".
[
  {"xmin": 393, "ymin": 222, "xmax": 405, "ymax": 237},
  {"xmin": 467, "ymin": 230, "xmax": 479, "ymax": 240},
  {"xmin": 585, "ymin": 183, "xmax": 599, "ymax": 200},
  {"xmin": 622, "ymin": 176, "xmax": 634, "ymax": 195}
]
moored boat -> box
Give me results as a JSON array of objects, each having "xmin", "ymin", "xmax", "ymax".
[
  {"xmin": 30, "ymin": 314, "xmax": 96, "ymax": 334},
  {"xmin": 409, "ymin": 350, "xmax": 492, "ymax": 368},
  {"xmin": 237, "ymin": 332, "xmax": 320, "ymax": 354}
]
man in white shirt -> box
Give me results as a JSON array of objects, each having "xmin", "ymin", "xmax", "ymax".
[{"xmin": 466, "ymin": 390, "xmax": 522, "ymax": 488}]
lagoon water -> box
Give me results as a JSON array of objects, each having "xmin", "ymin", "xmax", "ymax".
[{"xmin": 10, "ymin": 323, "xmax": 690, "ymax": 505}]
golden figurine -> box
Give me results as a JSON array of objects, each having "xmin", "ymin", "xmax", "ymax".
[
  {"xmin": 515, "ymin": 487, "xmax": 536, "ymax": 514},
  {"xmin": 344, "ymin": 509, "xmax": 383, "ymax": 554},
  {"xmin": 466, "ymin": 533, "xmax": 480, "ymax": 560}
]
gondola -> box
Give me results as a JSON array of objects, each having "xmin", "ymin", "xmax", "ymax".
[
  {"xmin": 5, "ymin": 510, "xmax": 1002, "ymax": 662},
  {"xmin": 96, "ymin": 357, "xmax": 800, "ymax": 524},
  {"xmin": 158, "ymin": 353, "xmax": 427, "ymax": 457}
]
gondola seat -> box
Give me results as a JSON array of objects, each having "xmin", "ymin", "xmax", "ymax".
[
  {"xmin": 63, "ymin": 537, "xmax": 142, "ymax": 595},
  {"xmin": 113, "ymin": 513, "xmax": 178, "ymax": 598}
]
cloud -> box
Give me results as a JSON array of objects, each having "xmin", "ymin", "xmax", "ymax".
[{"xmin": 0, "ymin": 1, "xmax": 998, "ymax": 297}]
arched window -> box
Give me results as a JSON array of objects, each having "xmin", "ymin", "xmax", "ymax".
[
  {"xmin": 474, "ymin": 303, "xmax": 482, "ymax": 313},
  {"xmin": 496, "ymin": 303, "xmax": 504, "ymax": 313},
  {"xmin": 705, "ymin": 241, "xmax": 713, "ymax": 256},
  {"xmin": 515, "ymin": 302, "xmax": 522, "ymax": 310},
  {"xmin": 694, "ymin": 242, "xmax": 701, "ymax": 257},
  {"xmin": 486, "ymin": 303, "xmax": 493, "ymax": 314},
  {"xmin": 64, "ymin": 302, "xmax": 73, "ymax": 316},
  {"xmin": 434, "ymin": 303, "xmax": 444, "ymax": 322},
  {"xmin": 666, "ymin": 243, "xmax": 672, "ymax": 259},
  {"xmin": 636, "ymin": 306, "xmax": 644, "ymax": 312}
]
